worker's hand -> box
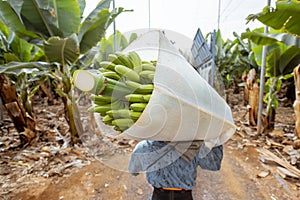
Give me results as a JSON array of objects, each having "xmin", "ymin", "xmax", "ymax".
[
  {"xmin": 131, "ymin": 172, "xmax": 140, "ymax": 176},
  {"xmin": 198, "ymin": 145, "xmax": 223, "ymax": 171}
]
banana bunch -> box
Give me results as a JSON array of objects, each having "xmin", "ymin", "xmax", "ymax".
[{"xmin": 74, "ymin": 51, "xmax": 157, "ymax": 132}]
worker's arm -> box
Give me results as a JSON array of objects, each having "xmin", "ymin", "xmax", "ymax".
[
  {"xmin": 197, "ymin": 145, "xmax": 223, "ymax": 171},
  {"xmin": 128, "ymin": 141, "xmax": 146, "ymax": 176}
]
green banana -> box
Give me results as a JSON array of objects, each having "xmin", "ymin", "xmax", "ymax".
[
  {"xmin": 125, "ymin": 94, "xmax": 151, "ymax": 103},
  {"xmin": 88, "ymin": 100, "xmax": 123, "ymax": 115},
  {"xmin": 115, "ymin": 52, "xmax": 134, "ymax": 69},
  {"xmin": 101, "ymin": 83, "xmax": 132, "ymax": 98},
  {"xmin": 133, "ymin": 65, "xmax": 142, "ymax": 74},
  {"xmin": 110, "ymin": 99, "xmax": 125, "ymax": 110},
  {"xmin": 108, "ymin": 54, "xmax": 123, "ymax": 65},
  {"xmin": 94, "ymin": 73, "xmax": 107, "ymax": 95},
  {"xmin": 93, "ymin": 100, "xmax": 111, "ymax": 106},
  {"xmin": 128, "ymin": 51, "xmax": 142, "ymax": 73},
  {"xmin": 148, "ymin": 73, "xmax": 155, "ymax": 81},
  {"xmin": 151, "ymin": 60, "xmax": 157, "ymax": 65},
  {"xmin": 125, "ymin": 81, "xmax": 154, "ymax": 94},
  {"xmin": 88, "ymin": 104, "xmax": 112, "ymax": 116},
  {"xmin": 114, "ymin": 126, "xmax": 123, "ymax": 132},
  {"xmin": 100, "ymin": 61, "xmax": 116, "ymax": 71},
  {"xmin": 128, "ymin": 51, "xmax": 142, "ymax": 65},
  {"xmin": 136, "ymin": 84, "xmax": 154, "ymax": 94},
  {"xmin": 139, "ymin": 70, "xmax": 155, "ymax": 80},
  {"xmin": 90, "ymin": 94, "xmax": 112, "ymax": 103},
  {"xmin": 141, "ymin": 63, "xmax": 156, "ymax": 71},
  {"xmin": 112, "ymin": 118, "xmax": 135, "ymax": 129},
  {"xmin": 130, "ymin": 103, "xmax": 147, "ymax": 112},
  {"xmin": 99, "ymin": 68, "xmax": 112, "ymax": 73},
  {"xmin": 102, "ymin": 115, "xmax": 113, "ymax": 125},
  {"xmin": 125, "ymin": 80, "xmax": 142, "ymax": 91},
  {"xmin": 107, "ymin": 109, "xmax": 131, "ymax": 118},
  {"xmin": 115, "ymin": 64, "xmax": 140, "ymax": 82},
  {"xmin": 102, "ymin": 71, "xmax": 121, "ymax": 80},
  {"xmin": 107, "ymin": 109, "xmax": 142, "ymax": 120},
  {"xmin": 104, "ymin": 77, "xmax": 127, "ymax": 88},
  {"xmin": 129, "ymin": 111, "xmax": 142, "ymax": 120}
]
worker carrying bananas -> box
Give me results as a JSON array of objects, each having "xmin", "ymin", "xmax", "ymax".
[{"xmin": 128, "ymin": 140, "xmax": 223, "ymax": 200}]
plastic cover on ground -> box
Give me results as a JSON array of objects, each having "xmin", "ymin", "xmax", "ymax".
[{"xmin": 95, "ymin": 30, "xmax": 236, "ymax": 147}]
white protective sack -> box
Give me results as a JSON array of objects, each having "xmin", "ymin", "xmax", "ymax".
[{"xmin": 95, "ymin": 30, "xmax": 236, "ymax": 147}]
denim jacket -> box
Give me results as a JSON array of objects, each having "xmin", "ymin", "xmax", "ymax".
[{"xmin": 128, "ymin": 140, "xmax": 223, "ymax": 190}]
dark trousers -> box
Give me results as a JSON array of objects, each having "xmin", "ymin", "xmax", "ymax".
[{"xmin": 151, "ymin": 187, "xmax": 193, "ymax": 200}]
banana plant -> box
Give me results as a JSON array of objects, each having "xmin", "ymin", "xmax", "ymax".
[
  {"xmin": 0, "ymin": 24, "xmax": 47, "ymax": 114},
  {"xmin": 213, "ymin": 30, "xmax": 258, "ymax": 91},
  {"xmin": 0, "ymin": 0, "xmax": 127, "ymax": 144},
  {"xmin": 0, "ymin": 19, "xmax": 53, "ymax": 145},
  {"xmin": 242, "ymin": 27, "xmax": 300, "ymax": 129}
]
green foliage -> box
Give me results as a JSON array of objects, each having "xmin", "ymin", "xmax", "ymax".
[
  {"xmin": 44, "ymin": 34, "xmax": 80, "ymax": 63},
  {"xmin": 0, "ymin": 21, "xmax": 49, "ymax": 115},
  {"xmin": 213, "ymin": 29, "xmax": 258, "ymax": 89},
  {"xmin": 0, "ymin": 0, "xmax": 128, "ymax": 141},
  {"xmin": 0, "ymin": 0, "xmax": 128, "ymax": 59},
  {"xmin": 245, "ymin": 29, "xmax": 298, "ymax": 113},
  {"xmin": 244, "ymin": 1, "xmax": 300, "ymax": 123},
  {"xmin": 243, "ymin": 28, "xmax": 300, "ymax": 78},
  {"xmin": 0, "ymin": 61, "xmax": 55, "ymax": 115},
  {"xmin": 71, "ymin": 30, "xmax": 138, "ymax": 73},
  {"xmin": 247, "ymin": 0, "xmax": 300, "ymax": 37},
  {"xmin": 97, "ymin": 30, "xmax": 136, "ymax": 62}
]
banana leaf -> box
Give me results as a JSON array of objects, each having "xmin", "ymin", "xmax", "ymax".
[
  {"xmin": 215, "ymin": 30, "xmax": 224, "ymax": 59},
  {"xmin": 0, "ymin": 19, "xmax": 9, "ymax": 39},
  {"xmin": 83, "ymin": 0, "xmax": 111, "ymax": 21},
  {"xmin": 0, "ymin": 0, "xmax": 127, "ymax": 57},
  {"xmin": 78, "ymin": 0, "xmax": 86, "ymax": 18},
  {"xmin": 44, "ymin": 34, "xmax": 79, "ymax": 63},
  {"xmin": 0, "ymin": 23, "xmax": 44, "ymax": 63},
  {"xmin": 0, "ymin": 1, "xmax": 39, "ymax": 40},
  {"xmin": 251, "ymin": 40, "xmax": 300, "ymax": 77},
  {"xmin": 247, "ymin": 0, "xmax": 300, "ymax": 36},
  {"xmin": 0, "ymin": 0, "xmax": 83, "ymax": 41},
  {"xmin": 0, "ymin": 61, "xmax": 54, "ymax": 76},
  {"xmin": 242, "ymin": 31, "xmax": 300, "ymax": 48},
  {"xmin": 278, "ymin": 48, "xmax": 300, "ymax": 75},
  {"xmin": 79, "ymin": 9, "xmax": 111, "ymax": 54},
  {"xmin": 99, "ymin": 30, "xmax": 129, "ymax": 57},
  {"xmin": 79, "ymin": 6, "xmax": 128, "ymax": 53},
  {"xmin": 10, "ymin": 34, "xmax": 34, "ymax": 62}
]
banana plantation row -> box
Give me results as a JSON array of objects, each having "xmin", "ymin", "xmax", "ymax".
[{"xmin": 0, "ymin": 0, "xmax": 299, "ymax": 146}]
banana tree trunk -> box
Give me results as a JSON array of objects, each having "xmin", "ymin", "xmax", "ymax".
[
  {"xmin": 39, "ymin": 81, "xmax": 55, "ymax": 104},
  {"xmin": 242, "ymin": 71, "xmax": 249, "ymax": 106},
  {"xmin": 62, "ymin": 95, "xmax": 83, "ymax": 145},
  {"xmin": 267, "ymin": 108, "xmax": 276, "ymax": 130},
  {"xmin": 244, "ymin": 69, "xmax": 259, "ymax": 126},
  {"xmin": 265, "ymin": 77, "xmax": 278, "ymax": 131},
  {"xmin": 249, "ymin": 83, "xmax": 259, "ymax": 126},
  {"xmin": 59, "ymin": 63, "xmax": 83, "ymax": 145},
  {"xmin": 0, "ymin": 74, "xmax": 36, "ymax": 145},
  {"xmin": 294, "ymin": 65, "xmax": 300, "ymax": 138}
]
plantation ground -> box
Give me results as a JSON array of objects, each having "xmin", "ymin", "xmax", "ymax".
[{"xmin": 1, "ymin": 90, "xmax": 300, "ymax": 200}]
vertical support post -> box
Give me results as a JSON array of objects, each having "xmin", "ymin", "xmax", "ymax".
[
  {"xmin": 217, "ymin": 0, "xmax": 221, "ymax": 30},
  {"xmin": 257, "ymin": 0, "xmax": 271, "ymax": 134},
  {"xmin": 210, "ymin": 30, "xmax": 217, "ymax": 87},
  {"xmin": 113, "ymin": 0, "xmax": 117, "ymax": 52},
  {"xmin": 148, "ymin": 0, "xmax": 151, "ymax": 30}
]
